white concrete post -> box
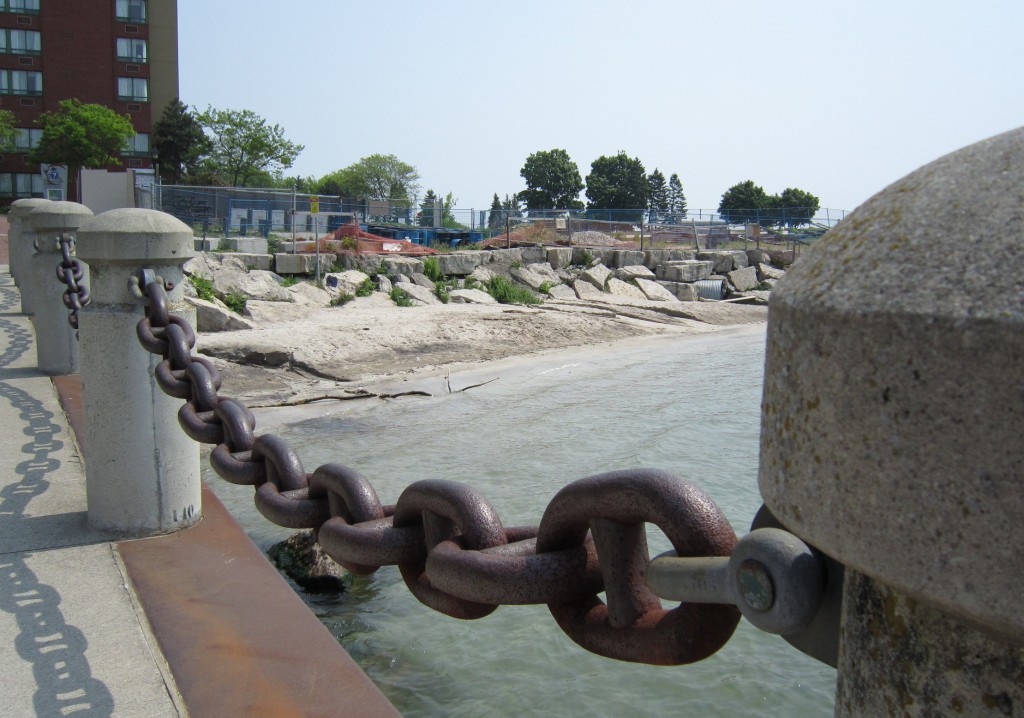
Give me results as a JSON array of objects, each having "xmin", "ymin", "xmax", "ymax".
[
  {"xmin": 75, "ymin": 208, "xmax": 200, "ymax": 536},
  {"xmin": 758, "ymin": 127, "xmax": 1024, "ymax": 715},
  {"xmin": 8, "ymin": 197, "xmax": 52, "ymax": 311},
  {"xmin": 28, "ymin": 201, "xmax": 93, "ymax": 375}
]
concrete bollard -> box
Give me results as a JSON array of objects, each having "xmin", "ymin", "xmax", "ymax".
[
  {"xmin": 758, "ymin": 127, "xmax": 1024, "ymax": 715},
  {"xmin": 9, "ymin": 197, "xmax": 52, "ymax": 311},
  {"xmin": 75, "ymin": 208, "xmax": 200, "ymax": 536},
  {"xmin": 28, "ymin": 201, "xmax": 93, "ymax": 375}
]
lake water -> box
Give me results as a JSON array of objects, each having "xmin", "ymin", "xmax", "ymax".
[{"xmin": 207, "ymin": 326, "xmax": 837, "ymax": 717}]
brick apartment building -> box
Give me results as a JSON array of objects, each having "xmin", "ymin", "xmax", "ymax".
[{"xmin": 0, "ymin": 0, "xmax": 178, "ymax": 203}]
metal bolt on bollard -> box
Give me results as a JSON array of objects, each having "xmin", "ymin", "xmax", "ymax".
[
  {"xmin": 28, "ymin": 201, "xmax": 93, "ymax": 375},
  {"xmin": 75, "ymin": 208, "xmax": 200, "ymax": 536}
]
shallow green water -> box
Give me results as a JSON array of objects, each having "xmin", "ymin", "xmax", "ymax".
[{"xmin": 208, "ymin": 327, "xmax": 836, "ymax": 716}]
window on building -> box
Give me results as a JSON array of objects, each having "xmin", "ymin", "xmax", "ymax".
[
  {"xmin": 115, "ymin": 0, "xmax": 147, "ymax": 22},
  {"xmin": 0, "ymin": 172, "xmax": 43, "ymax": 197},
  {"xmin": 5, "ymin": 1, "xmax": 41, "ymax": 14},
  {"xmin": 13, "ymin": 127, "xmax": 41, "ymax": 150},
  {"xmin": 3, "ymin": 29, "xmax": 41, "ymax": 54},
  {"xmin": 116, "ymin": 37, "xmax": 147, "ymax": 62},
  {"xmin": 117, "ymin": 76, "xmax": 148, "ymax": 101},
  {"xmin": 123, "ymin": 132, "xmax": 149, "ymax": 156},
  {"xmin": 8, "ymin": 70, "xmax": 41, "ymax": 94}
]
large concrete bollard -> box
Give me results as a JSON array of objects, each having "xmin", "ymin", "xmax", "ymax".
[
  {"xmin": 28, "ymin": 201, "xmax": 93, "ymax": 375},
  {"xmin": 9, "ymin": 197, "xmax": 52, "ymax": 311},
  {"xmin": 759, "ymin": 127, "xmax": 1024, "ymax": 715},
  {"xmin": 76, "ymin": 208, "xmax": 200, "ymax": 536}
]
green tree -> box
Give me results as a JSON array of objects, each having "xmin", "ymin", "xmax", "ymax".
[
  {"xmin": 487, "ymin": 193, "xmax": 502, "ymax": 230},
  {"xmin": 717, "ymin": 180, "xmax": 770, "ymax": 224},
  {"xmin": 647, "ymin": 168, "xmax": 668, "ymax": 222},
  {"xmin": 0, "ymin": 109, "xmax": 15, "ymax": 152},
  {"xmin": 334, "ymin": 153, "xmax": 420, "ymax": 204},
  {"xmin": 152, "ymin": 98, "xmax": 211, "ymax": 184},
  {"xmin": 196, "ymin": 106, "xmax": 303, "ymax": 187},
  {"xmin": 585, "ymin": 151, "xmax": 649, "ymax": 220},
  {"xmin": 518, "ymin": 148, "xmax": 584, "ymax": 210},
  {"xmin": 667, "ymin": 173, "xmax": 687, "ymax": 221},
  {"xmin": 773, "ymin": 187, "xmax": 821, "ymax": 227},
  {"xmin": 30, "ymin": 99, "xmax": 135, "ymax": 179},
  {"xmin": 420, "ymin": 189, "xmax": 439, "ymax": 226}
]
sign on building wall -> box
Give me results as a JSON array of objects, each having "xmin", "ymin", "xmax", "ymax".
[{"xmin": 41, "ymin": 164, "xmax": 67, "ymax": 200}]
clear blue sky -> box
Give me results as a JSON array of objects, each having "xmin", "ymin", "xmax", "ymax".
[{"xmin": 178, "ymin": 0, "xmax": 1023, "ymax": 214}]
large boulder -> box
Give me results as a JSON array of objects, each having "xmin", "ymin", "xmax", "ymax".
[
  {"xmin": 580, "ymin": 263, "xmax": 612, "ymax": 290},
  {"xmin": 547, "ymin": 247, "xmax": 573, "ymax": 269},
  {"xmin": 448, "ymin": 288, "xmax": 497, "ymax": 304},
  {"xmin": 616, "ymin": 265, "xmax": 656, "ymax": 281},
  {"xmin": 727, "ymin": 265, "xmax": 759, "ymax": 292},
  {"xmin": 635, "ymin": 278, "xmax": 679, "ymax": 302},
  {"xmin": 436, "ymin": 252, "xmax": 484, "ymax": 276},
  {"xmin": 214, "ymin": 268, "xmax": 293, "ymax": 303},
  {"xmin": 393, "ymin": 283, "xmax": 440, "ymax": 305},
  {"xmin": 545, "ymin": 284, "xmax": 578, "ymax": 301},
  {"xmin": 288, "ymin": 282, "xmax": 332, "ymax": 307},
  {"xmin": 411, "ymin": 272, "xmax": 436, "ymax": 289},
  {"xmin": 573, "ymin": 279, "xmax": 606, "ymax": 300},
  {"xmin": 613, "ymin": 250, "xmax": 646, "ymax": 268},
  {"xmin": 186, "ymin": 296, "xmax": 260, "ymax": 332},
  {"xmin": 659, "ymin": 260, "xmax": 713, "ymax": 283},
  {"xmin": 324, "ymin": 270, "xmax": 371, "ymax": 296},
  {"xmin": 526, "ymin": 262, "xmax": 562, "ymax": 285},
  {"xmin": 511, "ymin": 265, "xmax": 551, "ymax": 291},
  {"xmin": 698, "ymin": 250, "xmax": 748, "ymax": 273},
  {"xmin": 606, "ymin": 278, "xmax": 647, "ymax": 300},
  {"xmin": 757, "ymin": 263, "xmax": 786, "ymax": 280},
  {"xmin": 383, "ymin": 256, "xmax": 423, "ymax": 277}
]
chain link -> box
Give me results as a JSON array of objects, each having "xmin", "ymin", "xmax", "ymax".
[
  {"xmin": 132, "ymin": 277, "xmax": 831, "ymax": 666},
  {"xmin": 55, "ymin": 234, "xmax": 90, "ymax": 333}
]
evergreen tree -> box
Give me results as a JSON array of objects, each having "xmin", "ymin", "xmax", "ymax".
[
  {"xmin": 420, "ymin": 189, "xmax": 439, "ymax": 227},
  {"xmin": 667, "ymin": 173, "xmax": 687, "ymax": 222},
  {"xmin": 152, "ymin": 98, "xmax": 211, "ymax": 184},
  {"xmin": 647, "ymin": 169, "xmax": 668, "ymax": 222},
  {"xmin": 488, "ymin": 193, "xmax": 503, "ymax": 230}
]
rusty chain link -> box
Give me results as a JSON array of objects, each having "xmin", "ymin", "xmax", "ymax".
[
  {"xmin": 55, "ymin": 234, "xmax": 90, "ymax": 333},
  {"xmin": 132, "ymin": 275, "xmax": 836, "ymax": 666}
]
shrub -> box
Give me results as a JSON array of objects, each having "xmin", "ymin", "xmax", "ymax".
[
  {"xmin": 223, "ymin": 292, "xmax": 247, "ymax": 315},
  {"xmin": 331, "ymin": 292, "xmax": 354, "ymax": 306},
  {"xmin": 423, "ymin": 256, "xmax": 443, "ymax": 282},
  {"xmin": 434, "ymin": 280, "xmax": 451, "ymax": 304},
  {"xmin": 215, "ymin": 237, "xmax": 233, "ymax": 252},
  {"xmin": 355, "ymin": 277, "xmax": 376, "ymax": 297},
  {"xmin": 189, "ymin": 275, "xmax": 216, "ymax": 302},
  {"xmin": 579, "ymin": 250, "xmax": 595, "ymax": 267},
  {"xmin": 390, "ymin": 286, "xmax": 414, "ymax": 307},
  {"xmin": 340, "ymin": 236, "xmax": 357, "ymax": 250},
  {"xmin": 538, "ymin": 281, "xmax": 552, "ymax": 294},
  {"xmin": 486, "ymin": 276, "xmax": 542, "ymax": 305},
  {"xmin": 280, "ymin": 275, "xmax": 299, "ymax": 287}
]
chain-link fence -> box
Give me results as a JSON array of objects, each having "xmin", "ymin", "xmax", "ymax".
[{"xmin": 147, "ymin": 184, "xmax": 844, "ymax": 249}]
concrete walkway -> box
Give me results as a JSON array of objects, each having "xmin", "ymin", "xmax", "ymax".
[{"xmin": 0, "ymin": 222, "xmax": 398, "ymax": 716}]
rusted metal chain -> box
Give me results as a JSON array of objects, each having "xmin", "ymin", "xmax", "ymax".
[
  {"xmin": 133, "ymin": 276, "xmax": 836, "ymax": 666},
  {"xmin": 55, "ymin": 234, "xmax": 90, "ymax": 333}
]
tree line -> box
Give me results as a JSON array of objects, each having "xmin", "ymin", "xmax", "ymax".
[{"xmin": 17, "ymin": 99, "xmax": 821, "ymax": 228}]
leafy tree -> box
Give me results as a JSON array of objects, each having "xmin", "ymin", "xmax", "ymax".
[
  {"xmin": 717, "ymin": 180, "xmax": 770, "ymax": 224},
  {"xmin": 647, "ymin": 168, "xmax": 668, "ymax": 222},
  {"xmin": 585, "ymin": 151, "xmax": 649, "ymax": 220},
  {"xmin": 667, "ymin": 173, "xmax": 687, "ymax": 221},
  {"xmin": 333, "ymin": 153, "xmax": 420, "ymax": 204},
  {"xmin": 196, "ymin": 106, "xmax": 303, "ymax": 187},
  {"xmin": 518, "ymin": 148, "xmax": 584, "ymax": 210},
  {"xmin": 152, "ymin": 98, "xmax": 211, "ymax": 184},
  {"xmin": 773, "ymin": 187, "xmax": 820, "ymax": 227},
  {"xmin": 30, "ymin": 99, "xmax": 135, "ymax": 179},
  {"xmin": 0, "ymin": 109, "xmax": 15, "ymax": 152}
]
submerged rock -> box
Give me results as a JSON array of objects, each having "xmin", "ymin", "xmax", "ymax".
[{"xmin": 267, "ymin": 530, "xmax": 351, "ymax": 593}]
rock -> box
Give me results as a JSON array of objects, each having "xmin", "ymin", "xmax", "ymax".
[
  {"xmin": 469, "ymin": 266, "xmax": 496, "ymax": 284},
  {"xmin": 288, "ymin": 282, "xmax": 332, "ymax": 307},
  {"xmin": 393, "ymin": 283, "xmax": 440, "ymax": 305},
  {"xmin": 241, "ymin": 300, "xmax": 312, "ymax": 324},
  {"xmin": 698, "ymin": 250, "xmax": 748, "ymax": 272},
  {"xmin": 520, "ymin": 246, "xmax": 547, "ymax": 264},
  {"xmin": 339, "ymin": 253, "xmax": 387, "ymax": 275},
  {"xmin": 383, "ymin": 256, "xmax": 423, "ymax": 277},
  {"xmin": 635, "ymin": 278, "xmax": 679, "ymax": 302},
  {"xmin": 613, "ymin": 250, "xmax": 646, "ymax": 268},
  {"xmin": 606, "ymin": 277, "xmax": 648, "ymax": 300},
  {"xmin": 449, "ymin": 288, "xmax": 497, "ymax": 304},
  {"xmin": 510, "ymin": 265, "xmax": 551, "ymax": 291},
  {"xmin": 757, "ymin": 262, "xmax": 786, "ymax": 280},
  {"xmin": 377, "ymin": 275, "xmax": 393, "ymax": 294},
  {"xmin": 525, "ymin": 262, "xmax": 562, "ymax": 285},
  {"xmin": 273, "ymin": 253, "xmax": 336, "ymax": 275},
  {"xmin": 616, "ymin": 265, "xmax": 656, "ymax": 280},
  {"xmin": 436, "ymin": 252, "xmax": 484, "ymax": 276},
  {"xmin": 656, "ymin": 280, "xmax": 699, "ymax": 301},
  {"xmin": 215, "ymin": 268, "xmax": 293, "ymax": 303},
  {"xmin": 728, "ymin": 265, "xmax": 759, "ymax": 292},
  {"xmin": 185, "ymin": 296, "xmax": 260, "ymax": 332},
  {"xmin": 411, "ymin": 272, "xmax": 436, "ymax": 289},
  {"xmin": 659, "ymin": 260, "xmax": 713, "ymax": 282},
  {"xmin": 746, "ymin": 248, "xmax": 772, "ymax": 265},
  {"xmin": 573, "ymin": 279, "xmax": 606, "ymax": 300},
  {"xmin": 547, "ymin": 247, "xmax": 573, "ymax": 269},
  {"xmin": 324, "ymin": 270, "xmax": 371, "ymax": 296},
  {"xmin": 267, "ymin": 531, "xmax": 350, "ymax": 593},
  {"xmin": 545, "ymin": 284, "xmax": 578, "ymax": 300},
  {"xmin": 733, "ymin": 290, "xmax": 771, "ymax": 305},
  {"xmin": 580, "ymin": 263, "xmax": 612, "ymax": 290}
]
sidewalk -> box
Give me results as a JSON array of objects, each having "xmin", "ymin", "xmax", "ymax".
[{"xmin": 0, "ymin": 229, "xmax": 398, "ymax": 715}]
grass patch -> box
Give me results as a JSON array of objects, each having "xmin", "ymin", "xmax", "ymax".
[
  {"xmin": 486, "ymin": 276, "xmax": 542, "ymax": 305},
  {"xmin": 280, "ymin": 275, "xmax": 299, "ymax": 287},
  {"xmin": 189, "ymin": 275, "xmax": 216, "ymax": 302},
  {"xmin": 538, "ymin": 281, "xmax": 553, "ymax": 294},
  {"xmin": 579, "ymin": 250, "xmax": 595, "ymax": 267},
  {"xmin": 423, "ymin": 256, "xmax": 443, "ymax": 281},
  {"xmin": 355, "ymin": 277, "xmax": 376, "ymax": 297},
  {"xmin": 223, "ymin": 292, "xmax": 247, "ymax": 315},
  {"xmin": 331, "ymin": 292, "xmax": 355, "ymax": 306},
  {"xmin": 390, "ymin": 286, "xmax": 415, "ymax": 307}
]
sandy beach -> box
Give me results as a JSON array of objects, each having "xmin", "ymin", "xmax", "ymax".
[{"xmin": 197, "ymin": 293, "xmax": 768, "ymax": 406}]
